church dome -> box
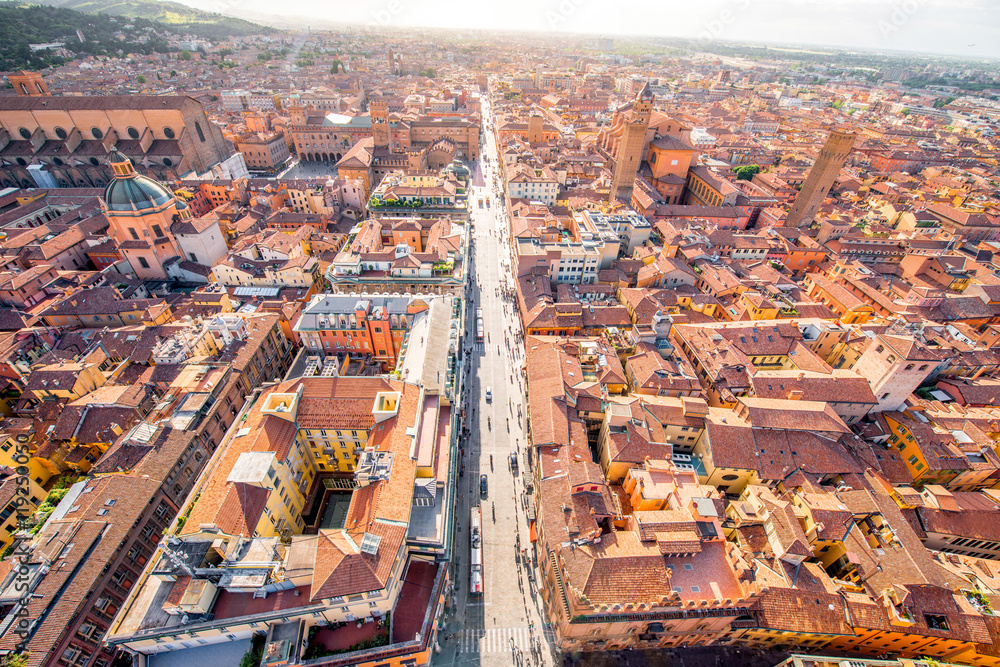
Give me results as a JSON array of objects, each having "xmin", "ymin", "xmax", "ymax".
[
  {"xmin": 102, "ymin": 148, "xmax": 173, "ymax": 212},
  {"xmin": 104, "ymin": 174, "xmax": 173, "ymax": 212}
]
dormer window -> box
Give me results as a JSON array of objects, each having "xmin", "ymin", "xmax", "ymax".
[{"xmin": 926, "ymin": 614, "xmax": 949, "ymax": 631}]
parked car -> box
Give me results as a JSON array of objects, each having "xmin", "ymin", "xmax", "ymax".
[
  {"xmin": 485, "ymin": 387, "xmax": 492, "ymax": 402},
  {"xmin": 480, "ymin": 474, "xmax": 488, "ymax": 496}
]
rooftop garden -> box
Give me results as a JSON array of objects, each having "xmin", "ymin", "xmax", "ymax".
[{"xmin": 303, "ymin": 614, "xmax": 390, "ymax": 660}]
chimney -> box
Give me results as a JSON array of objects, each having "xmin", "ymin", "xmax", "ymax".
[{"xmin": 787, "ymin": 390, "xmax": 804, "ymax": 401}]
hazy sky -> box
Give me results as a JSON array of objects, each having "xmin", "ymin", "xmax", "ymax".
[{"xmin": 188, "ymin": 0, "xmax": 1000, "ymax": 59}]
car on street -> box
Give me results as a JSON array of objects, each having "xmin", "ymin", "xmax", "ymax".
[
  {"xmin": 509, "ymin": 452, "xmax": 518, "ymax": 469},
  {"xmin": 480, "ymin": 474, "xmax": 488, "ymax": 496},
  {"xmin": 478, "ymin": 199, "xmax": 484, "ymax": 208},
  {"xmin": 485, "ymin": 386, "xmax": 492, "ymax": 402}
]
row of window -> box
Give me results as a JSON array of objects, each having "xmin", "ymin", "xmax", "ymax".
[
  {"xmin": 19, "ymin": 124, "xmax": 188, "ymax": 143},
  {"xmin": 304, "ymin": 429, "xmax": 364, "ymax": 438},
  {"xmin": 948, "ymin": 536, "xmax": 998, "ymax": 550}
]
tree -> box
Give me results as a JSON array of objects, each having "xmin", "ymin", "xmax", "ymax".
[
  {"xmin": 170, "ymin": 69, "xmax": 177, "ymax": 77},
  {"xmin": 238, "ymin": 645, "xmax": 262, "ymax": 667},
  {"xmin": 831, "ymin": 100, "xmax": 844, "ymax": 109},
  {"xmin": 179, "ymin": 49, "xmax": 192, "ymax": 60},
  {"xmin": 136, "ymin": 75, "xmax": 146, "ymax": 84},
  {"xmin": 900, "ymin": 107, "xmax": 911, "ymax": 116},
  {"xmin": 733, "ymin": 164, "xmax": 761, "ymax": 181}
]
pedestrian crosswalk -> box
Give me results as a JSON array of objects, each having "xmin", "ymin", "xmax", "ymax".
[{"xmin": 457, "ymin": 626, "xmax": 533, "ymax": 653}]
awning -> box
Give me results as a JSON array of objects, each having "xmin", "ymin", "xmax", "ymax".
[{"xmin": 529, "ymin": 520, "xmax": 537, "ymax": 543}]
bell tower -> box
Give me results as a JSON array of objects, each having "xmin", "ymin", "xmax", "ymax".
[
  {"xmin": 608, "ymin": 81, "xmax": 654, "ymax": 203},
  {"xmin": 370, "ymin": 95, "xmax": 390, "ymax": 149},
  {"xmin": 634, "ymin": 80, "xmax": 653, "ymax": 125},
  {"xmin": 9, "ymin": 71, "xmax": 50, "ymax": 97}
]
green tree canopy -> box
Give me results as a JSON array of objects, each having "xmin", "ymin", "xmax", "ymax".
[{"xmin": 733, "ymin": 164, "xmax": 761, "ymax": 181}]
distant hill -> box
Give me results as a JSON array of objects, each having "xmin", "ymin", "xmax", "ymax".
[
  {"xmin": 31, "ymin": 0, "xmax": 273, "ymax": 37},
  {"xmin": 0, "ymin": 2, "xmax": 270, "ymax": 71},
  {"xmin": 0, "ymin": 3, "xmax": 168, "ymax": 70}
]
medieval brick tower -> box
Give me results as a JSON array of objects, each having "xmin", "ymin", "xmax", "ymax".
[
  {"xmin": 785, "ymin": 129, "xmax": 856, "ymax": 228},
  {"xmin": 527, "ymin": 113, "xmax": 544, "ymax": 144},
  {"xmin": 370, "ymin": 96, "xmax": 390, "ymax": 149},
  {"xmin": 609, "ymin": 81, "xmax": 654, "ymax": 203}
]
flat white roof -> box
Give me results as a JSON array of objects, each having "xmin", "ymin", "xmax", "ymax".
[{"xmin": 227, "ymin": 451, "xmax": 276, "ymax": 484}]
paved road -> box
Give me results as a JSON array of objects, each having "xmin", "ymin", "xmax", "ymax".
[
  {"xmin": 435, "ymin": 88, "xmax": 556, "ymax": 667},
  {"xmin": 276, "ymin": 159, "xmax": 336, "ymax": 180}
]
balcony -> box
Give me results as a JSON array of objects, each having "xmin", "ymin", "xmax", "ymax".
[
  {"xmin": 303, "ymin": 616, "xmax": 390, "ymax": 661},
  {"xmin": 883, "ymin": 592, "xmax": 915, "ymax": 627},
  {"xmin": 965, "ymin": 590, "xmax": 995, "ymax": 616}
]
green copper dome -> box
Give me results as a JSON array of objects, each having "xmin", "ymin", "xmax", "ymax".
[{"xmin": 104, "ymin": 174, "xmax": 173, "ymax": 212}]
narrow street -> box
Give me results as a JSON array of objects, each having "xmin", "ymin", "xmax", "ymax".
[{"xmin": 435, "ymin": 86, "xmax": 556, "ymax": 667}]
